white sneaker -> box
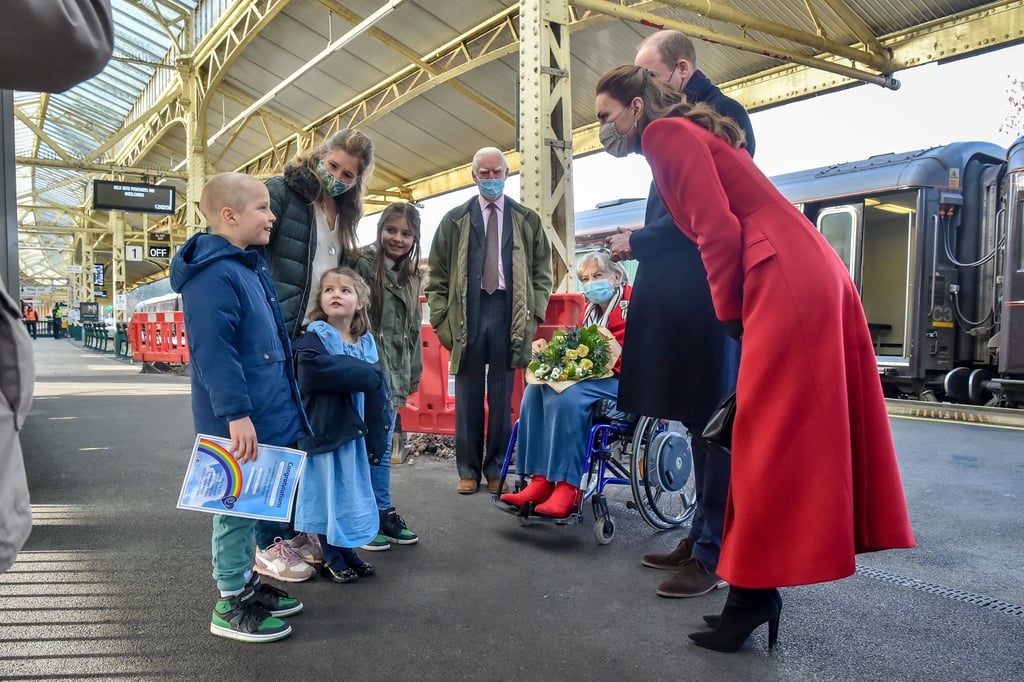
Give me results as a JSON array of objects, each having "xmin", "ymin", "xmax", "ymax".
[
  {"xmin": 254, "ymin": 537, "xmax": 315, "ymax": 583},
  {"xmin": 287, "ymin": 532, "xmax": 323, "ymax": 565}
]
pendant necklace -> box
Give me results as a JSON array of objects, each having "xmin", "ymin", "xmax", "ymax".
[{"xmin": 327, "ymin": 211, "xmax": 338, "ymax": 256}]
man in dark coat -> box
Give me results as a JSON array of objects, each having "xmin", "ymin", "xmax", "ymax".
[{"xmin": 609, "ymin": 30, "xmax": 755, "ymax": 599}]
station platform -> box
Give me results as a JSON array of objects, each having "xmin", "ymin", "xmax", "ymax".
[{"xmin": 2, "ymin": 338, "xmax": 1022, "ymax": 680}]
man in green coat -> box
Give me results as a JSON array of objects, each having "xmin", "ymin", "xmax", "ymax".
[{"xmin": 426, "ymin": 147, "xmax": 552, "ymax": 495}]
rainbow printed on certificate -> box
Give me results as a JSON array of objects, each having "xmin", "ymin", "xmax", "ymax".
[{"xmin": 176, "ymin": 434, "xmax": 306, "ymax": 521}]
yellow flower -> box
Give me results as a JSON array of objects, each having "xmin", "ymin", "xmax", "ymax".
[
  {"xmin": 577, "ymin": 344, "xmax": 589, "ymax": 357},
  {"xmin": 580, "ymin": 358, "xmax": 593, "ymax": 371},
  {"xmin": 565, "ymin": 348, "xmax": 578, "ymax": 359}
]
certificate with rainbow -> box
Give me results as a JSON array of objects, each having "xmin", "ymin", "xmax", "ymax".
[{"xmin": 176, "ymin": 434, "xmax": 307, "ymax": 521}]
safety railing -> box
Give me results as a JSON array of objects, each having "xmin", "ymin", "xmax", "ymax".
[
  {"xmin": 83, "ymin": 321, "xmax": 114, "ymax": 352},
  {"xmin": 128, "ymin": 311, "xmax": 189, "ymax": 364}
]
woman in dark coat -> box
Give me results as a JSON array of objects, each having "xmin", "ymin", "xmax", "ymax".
[
  {"xmin": 595, "ymin": 65, "xmax": 915, "ymax": 652},
  {"xmin": 265, "ymin": 128, "xmax": 375, "ymax": 339}
]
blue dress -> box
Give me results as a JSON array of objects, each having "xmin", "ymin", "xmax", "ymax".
[
  {"xmin": 294, "ymin": 322, "xmax": 380, "ymax": 548},
  {"xmin": 516, "ymin": 377, "xmax": 620, "ymax": 485}
]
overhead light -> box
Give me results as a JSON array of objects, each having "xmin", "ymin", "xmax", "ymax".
[{"xmin": 872, "ymin": 203, "xmax": 915, "ymax": 215}]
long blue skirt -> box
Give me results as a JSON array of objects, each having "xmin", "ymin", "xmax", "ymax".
[
  {"xmin": 294, "ymin": 435, "xmax": 379, "ymax": 549},
  {"xmin": 515, "ymin": 377, "xmax": 619, "ymax": 485}
]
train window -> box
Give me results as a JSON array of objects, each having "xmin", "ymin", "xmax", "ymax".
[{"xmin": 817, "ymin": 207, "xmax": 858, "ymax": 277}]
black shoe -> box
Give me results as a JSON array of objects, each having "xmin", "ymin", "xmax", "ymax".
[
  {"xmin": 246, "ymin": 574, "xmax": 303, "ymax": 617},
  {"xmin": 321, "ymin": 561, "xmax": 359, "ymax": 583},
  {"xmin": 351, "ymin": 561, "xmax": 375, "ymax": 577},
  {"xmin": 380, "ymin": 507, "xmax": 419, "ymax": 545},
  {"xmin": 703, "ymin": 588, "xmax": 781, "ymax": 629},
  {"xmin": 688, "ymin": 587, "xmax": 782, "ymax": 653}
]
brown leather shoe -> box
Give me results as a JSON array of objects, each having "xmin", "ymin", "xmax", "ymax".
[
  {"xmin": 485, "ymin": 479, "xmax": 508, "ymax": 494},
  {"xmin": 457, "ymin": 479, "xmax": 479, "ymax": 494},
  {"xmin": 655, "ymin": 557, "xmax": 728, "ymax": 598},
  {"xmin": 641, "ymin": 537, "xmax": 695, "ymax": 570}
]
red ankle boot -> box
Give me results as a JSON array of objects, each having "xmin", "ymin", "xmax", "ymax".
[
  {"xmin": 534, "ymin": 481, "xmax": 582, "ymax": 518},
  {"xmin": 500, "ymin": 475, "xmax": 555, "ymax": 507}
]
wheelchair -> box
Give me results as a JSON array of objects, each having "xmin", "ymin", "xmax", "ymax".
[{"xmin": 492, "ymin": 398, "xmax": 697, "ymax": 544}]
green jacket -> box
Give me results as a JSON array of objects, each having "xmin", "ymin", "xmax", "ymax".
[
  {"xmin": 355, "ymin": 245, "xmax": 423, "ymax": 410},
  {"xmin": 425, "ymin": 195, "xmax": 552, "ymax": 374}
]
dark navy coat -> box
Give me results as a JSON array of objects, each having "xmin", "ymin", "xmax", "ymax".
[
  {"xmin": 615, "ymin": 70, "xmax": 752, "ymax": 431},
  {"xmin": 170, "ymin": 233, "xmax": 310, "ymax": 447},
  {"xmin": 292, "ymin": 331, "xmax": 391, "ymax": 462}
]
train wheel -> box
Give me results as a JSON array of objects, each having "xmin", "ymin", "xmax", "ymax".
[{"xmin": 629, "ymin": 417, "xmax": 697, "ymax": 530}]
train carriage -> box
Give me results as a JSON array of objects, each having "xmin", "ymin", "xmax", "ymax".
[{"xmin": 578, "ymin": 137, "xmax": 1024, "ymax": 407}]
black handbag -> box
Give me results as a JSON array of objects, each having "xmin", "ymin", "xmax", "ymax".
[{"xmin": 701, "ymin": 389, "xmax": 737, "ymax": 449}]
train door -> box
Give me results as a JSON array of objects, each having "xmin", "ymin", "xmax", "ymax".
[
  {"xmin": 1000, "ymin": 145, "xmax": 1024, "ymax": 376},
  {"xmin": 860, "ymin": 191, "xmax": 915, "ymax": 363},
  {"xmin": 814, "ymin": 197, "xmax": 913, "ymax": 363}
]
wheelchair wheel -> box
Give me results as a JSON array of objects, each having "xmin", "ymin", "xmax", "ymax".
[
  {"xmin": 593, "ymin": 517, "xmax": 615, "ymax": 544},
  {"xmin": 629, "ymin": 416, "xmax": 697, "ymax": 530}
]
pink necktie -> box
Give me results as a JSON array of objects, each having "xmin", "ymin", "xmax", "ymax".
[{"xmin": 483, "ymin": 203, "xmax": 499, "ymax": 294}]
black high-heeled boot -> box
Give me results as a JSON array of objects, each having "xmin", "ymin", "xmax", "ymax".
[
  {"xmin": 689, "ymin": 586, "xmax": 782, "ymax": 652},
  {"xmin": 702, "ymin": 589, "xmax": 783, "ymax": 629}
]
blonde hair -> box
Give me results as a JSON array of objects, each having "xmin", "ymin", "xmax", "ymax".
[
  {"xmin": 287, "ymin": 129, "xmax": 375, "ymax": 258},
  {"xmin": 308, "ymin": 266, "xmax": 372, "ymax": 338},
  {"xmin": 199, "ymin": 172, "xmax": 263, "ymax": 227}
]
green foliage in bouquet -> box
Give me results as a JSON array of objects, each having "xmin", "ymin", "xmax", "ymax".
[{"xmin": 529, "ymin": 325, "xmax": 612, "ymax": 383}]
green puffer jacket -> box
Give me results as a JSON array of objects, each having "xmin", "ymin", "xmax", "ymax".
[
  {"xmin": 265, "ymin": 168, "xmax": 354, "ymax": 339},
  {"xmin": 355, "ymin": 245, "xmax": 423, "ymax": 410},
  {"xmin": 425, "ymin": 195, "xmax": 553, "ymax": 374}
]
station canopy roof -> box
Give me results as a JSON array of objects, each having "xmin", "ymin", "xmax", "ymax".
[{"xmin": 12, "ymin": 0, "xmax": 1022, "ymax": 288}]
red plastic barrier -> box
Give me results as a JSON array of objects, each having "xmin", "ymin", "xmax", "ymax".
[
  {"xmin": 399, "ymin": 293, "xmax": 585, "ymax": 436},
  {"xmin": 128, "ymin": 311, "xmax": 189, "ymax": 363}
]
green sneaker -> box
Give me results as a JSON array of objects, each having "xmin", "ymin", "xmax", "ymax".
[
  {"xmin": 249, "ymin": 574, "xmax": 303, "ymax": 617},
  {"xmin": 381, "ymin": 507, "xmax": 419, "ymax": 545},
  {"xmin": 361, "ymin": 533, "xmax": 391, "ymax": 552},
  {"xmin": 210, "ymin": 585, "xmax": 292, "ymax": 642}
]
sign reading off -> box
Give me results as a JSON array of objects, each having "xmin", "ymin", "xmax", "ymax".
[{"xmin": 93, "ymin": 180, "xmax": 175, "ymax": 215}]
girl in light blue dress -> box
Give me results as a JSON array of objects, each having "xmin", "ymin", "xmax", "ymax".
[{"xmin": 292, "ymin": 267, "xmax": 391, "ymax": 583}]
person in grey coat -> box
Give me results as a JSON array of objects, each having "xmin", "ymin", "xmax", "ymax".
[{"xmin": 1, "ymin": 0, "xmax": 114, "ymax": 573}]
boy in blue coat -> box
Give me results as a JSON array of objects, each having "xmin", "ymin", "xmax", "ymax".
[{"xmin": 171, "ymin": 172, "xmax": 311, "ymax": 643}]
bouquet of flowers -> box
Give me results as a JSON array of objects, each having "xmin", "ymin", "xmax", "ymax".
[{"xmin": 526, "ymin": 325, "xmax": 620, "ymax": 392}]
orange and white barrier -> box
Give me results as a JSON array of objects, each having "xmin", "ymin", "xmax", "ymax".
[
  {"xmin": 398, "ymin": 293, "xmax": 586, "ymax": 436},
  {"xmin": 128, "ymin": 311, "xmax": 188, "ymax": 364}
]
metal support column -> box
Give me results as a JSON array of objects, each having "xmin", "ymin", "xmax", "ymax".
[
  {"xmin": 1, "ymin": 90, "xmax": 18, "ymax": 295},
  {"xmin": 178, "ymin": 57, "xmax": 207, "ymax": 236},
  {"xmin": 79, "ymin": 235, "xmax": 95, "ymax": 303},
  {"xmin": 111, "ymin": 212, "xmax": 126, "ymax": 322},
  {"xmin": 519, "ymin": 0, "xmax": 575, "ymax": 292}
]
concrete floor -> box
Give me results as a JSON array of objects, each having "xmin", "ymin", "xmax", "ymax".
[{"xmin": 1, "ymin": 338, "xmax": 1022, "ymax": 681}]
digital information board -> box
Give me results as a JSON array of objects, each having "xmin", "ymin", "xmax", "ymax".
[{"xmin": 93, "ymin": 180, "xmax": 175, "ymax": 214}]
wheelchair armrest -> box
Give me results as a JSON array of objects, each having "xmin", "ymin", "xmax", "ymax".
[{"xmin": 591, "ymin": 398, "xmax": 637, "ymax": 424}]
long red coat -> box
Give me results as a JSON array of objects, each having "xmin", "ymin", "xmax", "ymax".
[{"xmin": 643, "ymin": 117, "xmax": 915, "ymax": 588}]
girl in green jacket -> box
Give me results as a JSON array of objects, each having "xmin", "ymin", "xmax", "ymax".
[{"xmin": 356, "ymin": 202, "xmax": 424, "ymax": 551}]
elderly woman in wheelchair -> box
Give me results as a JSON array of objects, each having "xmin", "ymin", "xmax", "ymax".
[{"xmin": 500, "ymin": 251, "xmax": 632, "ymax": 518}]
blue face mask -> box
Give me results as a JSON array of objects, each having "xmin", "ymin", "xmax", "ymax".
[
  {"xmin": 316, "ymin": 160, "xmax": 356, "ymax": 197},
  {"xmin": 584, "ymin": 279, "xmax": 614, "ymax": 304},
  {"xmin": 478, "ymin": 178, "xmax": 505, "ymax": 201}
]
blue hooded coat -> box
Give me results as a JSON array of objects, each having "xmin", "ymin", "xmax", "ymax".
[{"xmin": 170, "ymin": 233, "xmax": 310, "ymax": 446}]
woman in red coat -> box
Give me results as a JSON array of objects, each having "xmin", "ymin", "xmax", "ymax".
[{"xmin": 595, "ymin": 65, "xmax": 914, "ymax": 652}]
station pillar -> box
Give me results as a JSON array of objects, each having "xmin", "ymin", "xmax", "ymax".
[{"xmin": 519, "ymin": 0, "xmax": 576, "ymax": 292}]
